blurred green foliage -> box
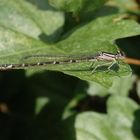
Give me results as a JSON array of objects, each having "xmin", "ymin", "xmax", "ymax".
[{"xmin": 0, "ymin": 0, "xmax": 140, "ymax": 140}]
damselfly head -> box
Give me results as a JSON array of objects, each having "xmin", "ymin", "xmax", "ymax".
[{"xmin": 116, "ymin": 51, "xmax": 125, "ymax": 59}]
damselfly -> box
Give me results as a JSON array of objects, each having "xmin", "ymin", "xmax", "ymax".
[{"xmin": 0, "ymin": 51, "xmax": 125, "ymax": 72}]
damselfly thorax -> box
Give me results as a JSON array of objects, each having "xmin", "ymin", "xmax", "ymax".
[{"xmin": 94, "ymin": 51, "xmax": 125, "ymax": 61}]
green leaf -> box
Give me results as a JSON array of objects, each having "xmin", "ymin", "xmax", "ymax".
[
  {"xmin": 75, "ymin": 112, "xmax": 118, "ymax": 140},
  {"xmin": 0, "ymin": 0, "xmax": 64, "ymax": 41},
  {"xmin": 0, "ymin": 1, "xmax": 140, "ymax": 87},
  {"xmin": 87, "ymin": 81, "xmax": 108, "ymax": 96},
  {"xmin": 136, "ymin": 78, "xmax": 140, "ymax": 99},
  {"xmin": 87, "ymin": 74, "xmax": 133, "ymax": 96},
  {"xmin": 108, "ymin": 74, "xmax": 134, "ymax": 96},
  {"xmin": 48, "ymin": 0, "xmax": 106, "ymax": 15},
  {"xmin": 113, "ymin": 0, "xmax": 140, "ymax": 14},
  {"xmin": 107, "ymin": 96, "xmax": 140, "ymax": 140},
  {"xmin": 35, "ymin": 97, "xmax": 49, "ymax": 114},
  {"xmin": 56, "ymin": 15, "xmax": 140, "ymax": 87},
  {"xmin": 75, "ymin": 96, "xmax": 140, "ymax": 140}
]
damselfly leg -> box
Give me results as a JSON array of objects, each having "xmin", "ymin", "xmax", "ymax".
[{"xmin": 91, "ymin": 60, "xmax": 119, "ymax": 73}]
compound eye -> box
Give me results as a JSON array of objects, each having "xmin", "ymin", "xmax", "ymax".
[
  {"xmin": 120, "ymin": 51, "xmax": 125, "ymax": 57},
  {"xmin": 117, "ymin": 50, "xmax": 125, "ymax": 58}
]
